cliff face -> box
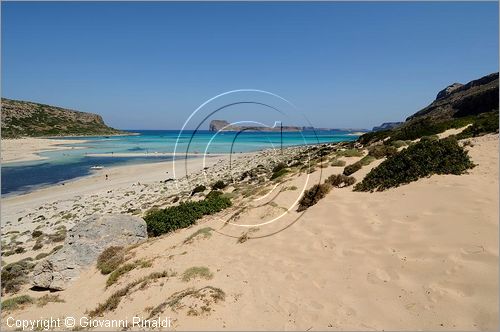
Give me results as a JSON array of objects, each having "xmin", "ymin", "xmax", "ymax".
[
  {"xmin": 1, "ymin": 98, "xmax": 124, "ymax": 138},
  {"xmin": 406, "ymin": 72, "xmax": 499, "ymax": 122}
]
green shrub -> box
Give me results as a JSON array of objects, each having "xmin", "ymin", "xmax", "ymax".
[
  {"xmin": 270, "ymin": 168, "xmax": 288, "ymax": 180},
  {"xmin": 191, "ymin": 185, "xmax": 206, "ymax": 196},
  {"xmin": 326, "ymin": 174, "xmax": 356, "ymax": 188},
  {"xmin": 31, "ymin": 230, "xmax": 43, "ymax": 238},
  {"xmin": 297, "ymin": 183, "xmax": 332, "ymax": 212},
  {"xmin": 337, "ymin": 149, "xmax": 363, "ymax": 157},
  {"xmin": 1, "ymin": 259, "xmax": 35, "ymax": 294},
  {"xmin": 358, "ymin": 130, "xmax": 392, "ymax": 145},
  {"xmin": 390, "ymin": 140, "xmax": 410, "ymax": 148},
  {"xmin": 343, "ymin": 162, "xmax": 362, "ymax": 176},
  {"xmin": 1, "ymin": 295, "xmax": 34, "ymax": 311},
  {"xmin": 368, "ymin": 144, "xmax": 398, "ymax": 159},
  {"xmin": 35, "ymin": 252, "xmax": 50, "ymax": 260},
  {"xmin": 272, "ymin": 162, "xmax": 287, "ymax": 173},
  {"xmin": 359, "ymin": 155, "xmax": 376, "ymax": 166},
  {"xmin": 390, "ymin": 117, "xmax": 475, "ymax": 142},
  {"xmin": 36, "ymin": 294, "xmax": 64, "ymax": 307},
  {"xmin": 105, "ymin": 260, "xmax": 152, "ymax": 287},
  {"xmin": 330, "ymin": 159, "xmax": 346, "ymax": 167},
  {"xmin": 181, "ymin": 266, "xmax": 213, "ymax": 282},
  {"xmin": 456, "ymin": 111, "xmax": 499, "ymax": 139},
  {"xmin": 96, "ymin": 246, "xmax": 126, "ymax": 275},
  {"xmin": 211, "ymin": 180, "xmax": 227, "ymax": 190},
  {"xmin": 420, "ymin": 135, "xmax": 439, "ymax": 142},
  {"xmin": 354, "ymin": 137, "xmax": 474, "ymax": 192},
  {"xmin": 145, "ymin": 192, "xmax": 231, "ymax": 237}
]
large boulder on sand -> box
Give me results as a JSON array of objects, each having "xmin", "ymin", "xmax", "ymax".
[{"xmin": 32, "ymin": 214, "xmax": 147, "ymax": 290}]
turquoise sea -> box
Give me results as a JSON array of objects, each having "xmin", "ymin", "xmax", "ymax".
[{"xmin": 1, "ymin": 130, "xmax": 359, "ymax": 195}]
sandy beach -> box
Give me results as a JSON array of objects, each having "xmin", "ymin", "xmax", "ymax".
[
  {"xmin": 1, "ymin": 138, "xmax": 88, "ymax": 164},
  {"xmin": 1, "ymin": 133, "xmax": 497, "ymax": 330}
]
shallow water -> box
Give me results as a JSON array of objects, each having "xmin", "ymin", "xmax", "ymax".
[{"xmin": 1, "ymin": 130, "xmax": 358, "ymax": 195}]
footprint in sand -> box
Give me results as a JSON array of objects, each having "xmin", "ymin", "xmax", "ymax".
[{"xmin": 366, "ymin": 268, "xmax": 394, "ymax": 284}]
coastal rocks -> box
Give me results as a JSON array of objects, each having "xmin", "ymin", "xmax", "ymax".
[{"xmin": 32, "ymin": 214, "xmax": 147, "ymax": 290}]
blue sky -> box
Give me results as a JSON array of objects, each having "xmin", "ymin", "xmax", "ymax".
[{"xmin": 2, "ymin": 2, "xmax": 498, "ymax": 130}]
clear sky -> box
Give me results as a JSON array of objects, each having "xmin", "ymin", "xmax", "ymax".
[{"xmin": 2, "ymin": 2, "xmax": 498, "ymax": 130}]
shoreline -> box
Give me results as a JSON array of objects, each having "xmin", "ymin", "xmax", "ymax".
[{"xmin": 1, "ymin": 137, "xmax": 90, "ymax": 164}]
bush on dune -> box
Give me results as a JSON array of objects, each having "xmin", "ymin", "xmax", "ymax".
[
  {"xmin": 456, "ymin": 111, "xmax": 499, "ymax": 139},
  {"xmin": 97, "ymin": 246, "xmax": 126, "ymax": 275},
  {"xmin": 211, "ymin": 180, "xmax": 227, "ymax": 190},
  {"xmin": 191, "ymin": 185, "xmax": 206, "ymax": 196},
  {"xmin": 1, "ymin": 259, "xmax": 35, "ymax": 294},
  {"xmin": 297, "ymin": 183, "xmax": 332, "ymax": 212},
  {"xmin": 145, "ymin": 191, "xmax": 231, "ymax": 237},
  {"xmin": 330, "ymin": 159, "xmax": 346, "ymax": 167},
  {"xmin": 368, "ymin": 144, "xmax": 398, "ymax": 159},
  {"xmin": 343, "ymin": 162, "xmax": 362, "ymax": 176},
  {"xmin": 326, "ymin": 174, "xmax": 356, "ymax": 188},
  {"xmin": 354, "ymin": 137, "xmax": 474, "ymax": 192}
]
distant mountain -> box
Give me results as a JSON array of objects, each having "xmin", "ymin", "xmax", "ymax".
[
  {"xmin": 406, "ymin": 72, "xmax": 498, "ymax": 122},
  {"xmin": 1, "ymin": 98, "xmax": 125, "ymax": 138},
  {"xmin": 372, "ymin": 122, "xmax": 403, "ymax": 132},
  {"xmin": 209, "ymin": 120, "xmax": 301, "ymax": 132}
]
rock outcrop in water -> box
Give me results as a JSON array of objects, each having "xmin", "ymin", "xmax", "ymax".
[
  {"xmin": 1, "ymin": 98, "xmax": 125, "ymax": 138},
  {"xmin": 209, "ymin": 119, "xmax": 302, "ymax": 132},
  {"xmin": 32, "ymin": 214, "xmax": 147, "ymax": 290}
]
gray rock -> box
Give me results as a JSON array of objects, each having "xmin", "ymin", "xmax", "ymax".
[{"xmin": 32, "ymin": 214, "xmax": 147, "ymax": 290}]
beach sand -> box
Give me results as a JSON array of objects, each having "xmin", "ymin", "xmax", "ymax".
[
  {"xmin": 1, "ymin": 137, "xmax": 88, "ymax": 164},
  {"xmin": 1, "ymin": 134, "xmax": 498, "ymax": 330}
]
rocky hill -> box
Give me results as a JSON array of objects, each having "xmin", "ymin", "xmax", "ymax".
[
  {"xmin": 406, "ymin": 72, "xmax": 498, "ymax": 122},
  {"xmin": 372, "ymin": 122, "xmax": 403, "ymax": 132},
  {"xmin": 359, "ymin": 72, "xmax": 499, "ymax": 145},
  {"xmin": 1, "ymin": 98, "xmax": 124, "ymax": 138}
]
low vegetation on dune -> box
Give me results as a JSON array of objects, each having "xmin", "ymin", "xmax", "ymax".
[
  {"xmin": 1, "ymin": 295, "xmax": 34, "ymax": 311},
  {"xmin": 106, "ymin": 260, "xmax": 153, "ymax": 287},
  {"xmin": 326, "ymin": 174, "xmax": 356, "ymax": 188},
  {"xmin": 89, "ymin": 270, "xmax": 176, "ymax": 317},
  {"xmin": 181, "ymin": 266, "xmax": 213, "ymax": 282},
  {"xmin": 270, "ymin": 162, "xmax": 289, "ymax": 180},
  {"xmin": 1, "ymin": 293, "xmax": 65, "ymax": 312},
  {"xmin": 330, "ymin": 158, "xmax": 346, "ymax": 167},
  {"xmin": 1, "ymin": 259, "xmax": 35, "ymax": 294},
  {"xmin": 297, "ymin": 174, "xmax": 356, "ymax": 211},
  {"xmin": 145, "ymin": 191, "xmax": 231, "ymax": 237},
  {"xmin": 184, "ymin": 227, "xmax": 214, "ymax": 244},
  {"xmin": 343, "ymin": 162, "xmax": 362, "ymax": 176},
  {"xmin": 456, "ymin": 111, "xmax": 499, "ymax": 139},
  {"xmin": 191, "ymin": 185, "xmax": 206, "ymax": 196},
  {"xmin": 336, "ymin": 148, "xmax": 363, "ymax": 157},
  {"xmin": 354, "ymin": 137, "xmax": 475, "ymax": 192},
  {"xmin": 297, "ymin": 183, "xmax": 332, "ymax": 212},
  {"xmin": 147, "ymin": 286, "xmax": 225, "ymax": 318},
  {"xmin": 211, "ymin": 180, "xmax": 227, "ymax": 190},
  {"xmin": 96, "ymin": 246, "xmax": 126, "ymax": 275},
  {"xmin": 358, "ymin": 111, "xmax": 498, "ymax": 145},
  {"xmin": 367, "ymin": 144, "xmax": 398, "ymax": 159}
]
